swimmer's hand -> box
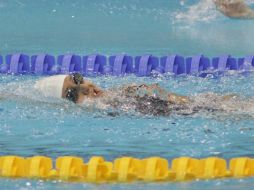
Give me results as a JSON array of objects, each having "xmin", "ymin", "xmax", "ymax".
[
  {"xmin": 168, "ymin": 93, "xmax": 189, "ymax": 105},
  {"xmin": 222, "ymin": 94, "xmax": 238, "ymax": 101}
]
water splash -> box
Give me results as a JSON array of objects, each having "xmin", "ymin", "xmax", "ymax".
[
  {"xmin": 174, "ymin": 0, "xmax": 220, "ymax": 23},
  {"xmin": 2, "ymin": 74, "xmax": 254, "ymax": 118},
  {"xmin": 174, "ymin": 0, "xmax": 254, "ymax": 23}
]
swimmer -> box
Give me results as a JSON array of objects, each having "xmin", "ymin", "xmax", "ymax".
[
  {"xmin": 34, "ymin": 73, "xmax": 191, "ymax": 116},
  {"xmin": 214, "ymin": 0, "xmax": 254, "ymax": 18},
  {"xmin": 34, "ymin": 73, "xmax": 243, "ymax": 116}
]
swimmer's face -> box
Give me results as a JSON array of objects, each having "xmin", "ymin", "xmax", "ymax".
[
  {"xmin": 62, "ymin": 73, "xmax": 103, "ymax": 104},
  {"xmin": 62, "ymin": 74, "xmax": 85, "ymax": 104}
]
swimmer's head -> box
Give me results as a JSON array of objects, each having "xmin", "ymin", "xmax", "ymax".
[
  {"xmin": 35, "ymin": 73, "xmax": 85, "ymax": 103},
  {"xmin": 71, "ymin": 73, "xmax": 84, "ymax": 85},
  {"xmin": 34, "ymin": 75, "xmax": 67, "ymax": 99},
  {"xmin": 65, "ymin": 88, "xmax": 79, "ymax": 103}
]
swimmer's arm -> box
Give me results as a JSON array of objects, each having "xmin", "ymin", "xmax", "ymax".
[
  {"xmin": 214, "ymin": 0, "xmax": 254, "ymax": 19},
  {"xmin": 143, "ymin": 84, "xmax": 190, "ymax": 104},
  {"xmin": 222, "ymin": 94, "xmax": 238, "ymax": 100},
  {"xmin": 243, "ymin": 10, "xmax": 254, "ymax": 19},
  {"xmin": 135, "ymin": 83, "xmax": 189, "ymax": 104},
  {"xmin": 168, "ymin": 93, "xmax": 189, "ymax": 104}
]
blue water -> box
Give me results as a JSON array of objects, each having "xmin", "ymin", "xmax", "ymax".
[
  {"xmin": 1, "ymin": 73, "xmax": 254, "ymax": 189},
  {"xmin": 0, "ymin": 0, "xmax": 254, "ymax": 56},
  {"xmin": 1, "ymin": 0, "xmax": 254, "ymax": 189}
]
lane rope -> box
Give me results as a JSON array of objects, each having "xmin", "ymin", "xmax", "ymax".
[
  {"xmin": 0, "ymin": 54, "xmax": 253, "ymax": 76},
  {"xmin": 0, "ymin": 156, "xmax": 253, "ymax": 183}
]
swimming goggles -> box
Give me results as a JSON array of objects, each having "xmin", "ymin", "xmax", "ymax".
[
  {"xmin": 65, "ymin": 73, "xmax": 84, "ymax": 103},
  {"xmin": 71, "ymin": 73, "xmax": 84, "ymax": 85},
  {"xmin": 66, "ymin": 88, "xmax": 78, "ymax": 103}
]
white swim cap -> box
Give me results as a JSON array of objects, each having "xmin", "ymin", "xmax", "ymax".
[{"xmin": 34, "ymin": 75, "xmax": 67, "ymax": 98}]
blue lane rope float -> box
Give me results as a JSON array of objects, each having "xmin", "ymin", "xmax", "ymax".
[
  {"xmin": 58, "ymin": 54, "xmax": 82, "ymax": 74},
  {"xmin": 109, "ymin": 54, "xmax": 133, "ymax": 75},
  {"xmin": 0, "ymin": 53, "xmax": 254, "ymax": 76},
  {"xmin": 31, "ymin": 54, "xmax": 55, "ymax": 75},
  {"xmin": 83, "ymin": 54, "xmax": 106, "ymax": 75},
  {"xmin": 0, "ymin": 155, "xmax": 254, "ymax": 183},
  {"xmin": 4, "ymin": 54, "xmax": 30, "ymax": 74},
  {"xmin": 134, "ymin": 55, "xmax": 159, "ymax": 76}
]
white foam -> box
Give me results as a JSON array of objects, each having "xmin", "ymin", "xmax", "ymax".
[{"xmin": 174, "ymin": 0, "xmax": 220, "ymax": 23}]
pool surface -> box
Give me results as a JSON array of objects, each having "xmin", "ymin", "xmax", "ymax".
[
  {"xmin": 1, "ymin": 73, "xmax": 254, "ymax": 189},
  {"xmin": 0, "ymin": 0, "xmax": 254, "ymax": 56},
  {"xmin": 1, "ymin": 0, "xmax": 254, "ymax": 189}
]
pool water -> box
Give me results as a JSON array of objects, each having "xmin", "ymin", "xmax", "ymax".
[
  {"xmin": 1, "ymin": 73, "xmax": 254, "ymax": 189},
  {"xmin": 1, "ymin": 0, "xmax": 254, "ymax": 189},
  {"xmin": 0, "ymin": 0, "xmax": 254, "ymax": 56}
]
